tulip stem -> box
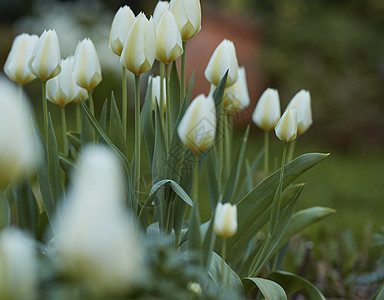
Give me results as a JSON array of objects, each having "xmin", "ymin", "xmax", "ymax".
[
  {"xmin": 217, "ymin": 105, "xmax": 224, "ymax": 194},
  {"xmin": 165, "ymin": 63, "xmax": 171, "ymax": 150},
  {"xmin": 192, "ymin": 154, "xmax": 199, "ymax": 202},
  {"xmin": 18, "ymin": 85, "xmax": 23, "ymax": 103},
  {"xmin": 180, "ymin": 41, "xmax": 187, "ymax": 103},
  {"xmin": 224, "ymin": 113, "xmax": 231, "ymax": 179},
  {"xmin": 287, "ymin": 139, "xmax": 296, "ymax": 162},
  {"xmin": 160, "ymin": 63, "xmax": 166, "ymax": 147},
  {"xmin": 76, "ymin": 103, "xmax": 81, "ymax": 132},
  {"xmin": 88, "ymin": 90, "xmax": 94, "ymax": 115},
  {"xmin": 264, "ymin": 130, "xmax": 270, "ymax": 177},
  {"xmin": 60, "ymin": 106, "xmax": 68, "ymax": 156},
  {"xmin": 134, "ymin": 75, "xmax": 141, "ymax": 213},
  {"xmin": 42, "ymin": 81, "xmax": 48, "ymax": 140},
  {"xmin": 221, "ymin": 238, "xmax": 227, "ymax": 285},
  {"xmin": 122, "ymin": 66, "xmax": 127, "ymax": 140}
]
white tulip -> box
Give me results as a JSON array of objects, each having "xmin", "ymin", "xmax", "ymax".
[
  {"xmin": 150, "ymin": 76, "xmax": 166, "ymax": 112},
  {"xmin": 0, "ymin": 76, "xmax": 39, "ymax": 187},
  {"xmin": 275, "ymin": 107, "xmax": 297, "ymax": 143},
  {"xmin": 177, "ymin": 94, "xmax": 216, "ymax": 153},
  {"xmin": 286, "ymin": 90, "xmax": 312, "ymax": 135},
  {"xmin": 156, "ymin": 10, "xmax": 183, "ymax": 64},
  {"xmin": 222, "ymin": 66, "xmax": 250, "ymax": 114},
  {"xmin": 54, "ymin": 145, "xmax": 144, "ymax": 294},
  {"xmin": 73, "ymin": 38, "xmax": 102, "ymax": 91},
  {"xmin": 252, "ymin": 88, "xmax": 281, "ymax": 131},
  {"xmin": 170, "ymin": 0, "xmax": 201, "ymax": 41},
  {"xmin": 120, "ymin": 13, "xmax": 156, "ymax": 75},
  {"xmin": 205, "ymin": 39, "xmax": 238, "ymax": 87},
  {"xmin": 28, "ymin": 29, "xmax": 61, "ymax": 82},
  {"xmin": 0, "ymin": 228, "xmax": 37, "ymax": 300},
  {"xmin": 109, "ymin": 6, "xmax": 135, "ymax": 56},
  {"xmin": 4, "ymin": 33, "xmax": 39, "ymax": 86},
  {"xmin": 153, "ymin": 1, "xmax": 169, "ymax": 25},
  {"xmin": 214, "ymin": 202, "xmax": 238, "ymax": 239}
]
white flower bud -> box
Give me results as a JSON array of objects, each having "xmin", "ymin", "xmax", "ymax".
[
  {"xmin": 214, "ymin": 202, "xmax": 238, "ymax": 239},
  {"xmin": 109, "ymin": 6, "xmax": 135, "ymax": 56},
  {"xmin": 153, "ymin": 1, "xmax": 169, "ymax": 25},
  {"xmin": 275, "ymin": 107, "xmax": 297, "ymax": 142},
  {"xmin": 252, "ymin": 88, "xmax": 281, "ymax": 131},
  {"xmin": 149, "ymin": 76, "xmax": 166, "ymax": 112},
  {"xmin": 286, "ymin": 90, "xmax": 312, "ymax": 135},
  {"xmin": 170, "ymin": 0, "xmax": 201, "ymax": 41}
]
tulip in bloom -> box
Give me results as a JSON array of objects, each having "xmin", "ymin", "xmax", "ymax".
[
  {"xmin": 156, "ymin": 10, "xmax": 183, "ymax": 64},
  {"xmin": 214, "ymin": 202, "xmax": 238, "ymax": 239},
  {"xmin": 177, "ymin": 94, "xmax": 216, "ymax": 153},
  {"xmin": 120, "ymin": 13, "xmax": 156, "ymax": 75},
  {"xmin": 205, "ymin": 39, "xmax": 238, "ymax": 87},
  {"xmin": 275, "ymin": 107, "xmax": 297, "ymax": 143},
  {"xmin": 4, "ymin": 33, "xmax": 39, "ymax": 86},
  {"xmin": 0, "ymin": 77, "xmax": 39, "ymax": 187},
  {"xmin": 150, "ymin": 76, "xmax": 166, "ymax": 112},
  {"xmin": 286, "ymin": 90, "xmax": 312, "ymax": 135},
  {"xmin": 0, "ymin": 228, "xmax": 37, "ymax": 300},
  {"xmin": 252, "ymin": 88, "xmax": 281, "ymax": 131},
  {"xmin": 73, "ymin": 38, "xmax": 102, "ymax": 91},
  {"xmin": 109, "ymin": 6, "xmax": 135, "ymax": 56},
  {"xmin": 54, "ymin": 145, "xmax": 144, "ymax": 294},
  {"xmin": 170, "ymin": 0, "xmax": 201, "ymax": 41},
  {"xmin": 28, "ymin": 29, "xmax": 61, "ymax": 82},
  {"xmin": 153, "ymin": 1, "xmax": 169, "ymax": 25}
]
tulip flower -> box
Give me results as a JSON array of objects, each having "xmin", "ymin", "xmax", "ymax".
[
  {"xmin": 275, "ymin": 107, "xmax": 297, "ymax": 143},
  {"xmin": 170, "ymin": 0, "xmax": 201, "ymax": 41},
  {"xmin": 153, "ymin": 1, "xmax": 169, "ymax": 25},
  {"xmin": 54, "ymin": 145, "xmax": 144, "ymax": 294},
  {"xmin": 214, "ymin": 202, "xmax": 238, "ymax": 239},
  {"xmin": 0, "ymin": 228, "xmax": 37, "ymax": 300},
  {"xmin": 205, "ymin": 39, "xmax": 238, "ymax": 87},
  {"xmin": 0, "ymin": 77, "xmax": 39, "ymax": 188},
  {"xmin": 73, "ymin": 38, "xmax": 102, "ymax": 91},
  {"xmin": 72, "ymin": 84, "xmax": 89, "ymax": 103},
  {"xmin": 120, "ymin": 13, "xmax": 156, "ymax": 76},
  {"xmin": 28, "ymin": 29, "xmax": 61, "ymax": 82},
  {"xmin": 252, "ymin": 88, "xmax": 281, "ymax": 131},
  {"xmin": 4, "ymin": 33, "xmax": 39, "ymax": 86},
  {"xmin": 177, "ymin": 94, "xmax": 216, "ymax": 154},
  {"xmin": 156, "ymin": 10, "xmax": 183, "ymax": 64},
  {"xmin": 286, "ymin": 90, "xmax": 312, "ymax": 135},
  {"xmin": 150, "ymin": 76, "xmax": 166, "ymax": 112},
  {"xmin": 109, "ymin": 6, "xmax": 135, "ymax": 57}
]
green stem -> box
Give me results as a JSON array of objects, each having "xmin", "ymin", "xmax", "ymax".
[
  {"xmin": 76, "ymin": 103, "xmax": 81, "ymax": 132},
  {"xmin": 159, "ymin": 62, "xmax": 166, "ymax": 147},
  {"xmin": 165, "ymin": 200, "xmax": 172, "ymax": 234},
  {"xmin": 221, "ymin": 238, "xmax": 227, "ymax": 285},
  {"xmin": 88, "ymin": 90, "xmax": 94, "ymax": 115},
  {"xmin": 60, "ymin": 106, "xmax": 68, "ymax": 156},
  {"xmin": 134, "ymin": 75, "xmax": 141, "ymax": 213},
  {"xmin": 192, "ymin": 154, "xmax": 199, "ymax": 202},
  {"xmin": 264, "ymin": 130, "xmax": 270, "ymax": 177},
  {"xmin": 42, "ymin": 81, "xmax": 48, "ymax": 140},
  {"xmin": 18, "ymin": 84, "xmax": 23, "ymax": 103},
  {"xmin": 224, "ymin": 113, "xmax": 231, "ymax": 179},
  {"xmin": 287, "ymin": 139, "xmax": 296, "ymax": 162},
  {"xmin": 218, "ymin": 106, "xmax": 224, "ymax": 194},
  {"xmin": 180, "ymin": 41, "xmax": 187, "ymax": 103},
  {"xmin": 122, "ymin": 66, "xmax": 127, "ymax": 139},
  {"xmin": 165, "ymin": 63, "xmax": 171, "ymax": 150}
]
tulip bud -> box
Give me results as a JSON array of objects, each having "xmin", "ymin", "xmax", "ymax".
[
  {"xmin": 0, "ymin": 228, "xmax": 37, "ymax": 300},
  {"xmin": 286, "ymin": 90, "xmax": 312, "ymax": 135},
  {"xmin": 28, "ymin": 29, "xmax": 61, "ymax": 82},
  {"xmin": 54, "ymin": 145, "xmax": 144, "ymax": 294},
  {"xmin": 121, "ymin": 13, "xmax": 156, "ymax": 76},
  {"xmin": 46, "ymin": 56, "xmax": 77, "ymax": 106},
  {"xmin": 275, "ymin": 107, "xmax": 297, "ymax": 143},
  {"xmin": 153, "ymin": 1, "xmax": 169, "ymax": 25},
  {"xmin": 177, "ymin": 94, "xmax": 216, "ymax": 153},
  {"xmin": 214, "ymin": 202, "xmax": 238, "ymax": 239},
  {"xmin": 156, "ymin": 10, "xmax": 183, "ymax": 64},
  {"xmin": 73, "ymin": 38, "xmax": 102, "ymax": 91},
  {"xmin": 187, "ymin": 282, "xmax": 202, "ymax": 297},
  {"xmin": 149, "ymin": 76, "xmax": 166, "ymax": 112},
  {"xmin": 4, "ymin": 33, "xmax": 39, "ymax": 86},
  {"xmin": 170, "ymin": 0, "xmax": 201, "ymax": 41},
  {"xmin": 109, "ymin": 6, "xmax": 135, "ymax": 56},
  {"xmin": 0, "ymin": 77, "xmax": 39, "ymax": 188},
  {"xmin": 252, "ymin": 88, "xmax": 281, "ymax": 131},
  {"xmin": 205, "ymin": 39, "xmax": 238, "ymax": 87}
]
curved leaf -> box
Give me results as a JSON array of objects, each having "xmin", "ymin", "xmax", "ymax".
[{"xmin": 243, "ymin": 277, "xmax": 286, "ymax": 300}]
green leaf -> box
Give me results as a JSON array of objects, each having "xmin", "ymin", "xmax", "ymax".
[
  {"xmin": 202, "ymin": 218, "xmax": 216, "ymax": 268},
  {"xmin": 152, "ymin": 102, "xmax": 167, "ymax": 181},
  {"xmin": 0, "ymin": 192, "xmax": 10, "ymax": 230},
  {"xmin": 188, "ymin": 204, "xmax": 202, "ymax": 263},
  {"xmin": 100, "ymin": 98, "xmax": 108, "ymax": 132},
  {"xmin": 59, "ymin": 155, "xmax": 76, "ymax": 175},
  {"xmin": 239, "ymin": 149, "xmax": 264, "ymax": 199},
  {"xmin": 169, "ymin": 61, "xmax": 181, "ymax": 130},
  {"xmin": 212, "ymin": 71, "xmax": 228, "ymax": 119},
  {"xmin": 67, "ymin": 132, "xmax": 81, "ymax": 151},
  {"xmin": 268, "ymin": 271, "xmax": 326, "ymax": 299},
  {"xmin": 242, "ymin": 277, "xmax": 287, "ymax": 300},
  {"xmin": 81, "ymin": 102, "xmax": 94, "ymax": 145},
  {"xmin": 372, "ymin": 282, "xmax": 384, "ymax": 300},
  {"xmin": 109, "ymin": 92, "xmax": 127, "ymax": 154},
  {"xmin": 206, "ymin": 153, "xmax": 219, "ymax": 210},
  {"xmin": 142, "ymin": 80, "xmax": 155, "ymax": 166}
]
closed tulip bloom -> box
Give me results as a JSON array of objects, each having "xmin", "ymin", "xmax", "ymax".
[
  {"xmin": 170, "ymin": 0, "xmax": 201, "ymax": 41},
  {"xmin": 4, "ymin": 33, "xmax": 39, "ymax": 86},
  {"xmin": 46, "ymin": 56, "xmax": 77, "ymax": 106},
  {"xmin": 252, "ymin": 88, "xmax": 281, "ymax": 131},
  {"xmin": 72, "ymin": 84, "xmax": 89, "ymax": 104},
  {"xmin": 0, "ymin": 228, "xmax": 37, "ymax": 300},
  {"xmin": 150, "ymin": 76, "xmax": 166, "ymax": 111},
  {"xmin": 286, "ymin": 90, "xmax": 312, "ymax": 135},
  {"xmin": 0, "ymin": 77, "xmax": 39, "ymax": 187},
  {"xmin": 177, "ymin": 94, "xmax": 216, "ymax": 153},
  {"xmin": 275, "ymin": 107, "xmax": 297, "ymax": 143},
  {"xmin": 73, "ymin": 38, "xmax": 102, "ymax": 91},
  {"xmin": 205, "ymin": 39, "xmax": 238, "ymax": 87},
  {"xmin": 109, "ymin": 6, "xmax": 135, "ymax": 56},
  {"xmin": 222, "ymin": 66, "xmax": 250, "ymax": 114},
  {"xmin": 28, "ymin": 29, "xmax": 61, "ymax": 82},
  {"xmin": 153, "ymin": 1, "xmax": 169, "ymax": 25},
  {"xmin": 120, "ymin": 13, "xmax": 156, "ymax": 75},
  {"xmin": 214, "ymin": 202, "xmax": 238, "ymax": 239},
  {"xmin": 156, "ymin": 10, "xmax": 183, "ymax": 64}
]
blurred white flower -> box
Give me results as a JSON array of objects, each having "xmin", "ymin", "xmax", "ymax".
[
  {"xmin": 252, "ymin": 88, "xmax": 281, "ymax": 131},
  {"xmin": 286, "ymin": 90, "xmax": 313, "ymax": 135},
  {"xmin": 275, "ymin": 107, "xmax": 297, "ymax": 143},
  {"xmin": 214, "ymin": 202, "xmax": 238, "ymax": 239}
]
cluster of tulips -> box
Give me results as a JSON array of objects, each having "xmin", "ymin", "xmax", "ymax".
[{"xmin": 0, "ymin": 0, "xmax": 327, "ymax": 299}]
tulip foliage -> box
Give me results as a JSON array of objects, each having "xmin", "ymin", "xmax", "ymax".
[{"xmin": 0, "ymin": 1, "xmax": 344, "ymax": 299}]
